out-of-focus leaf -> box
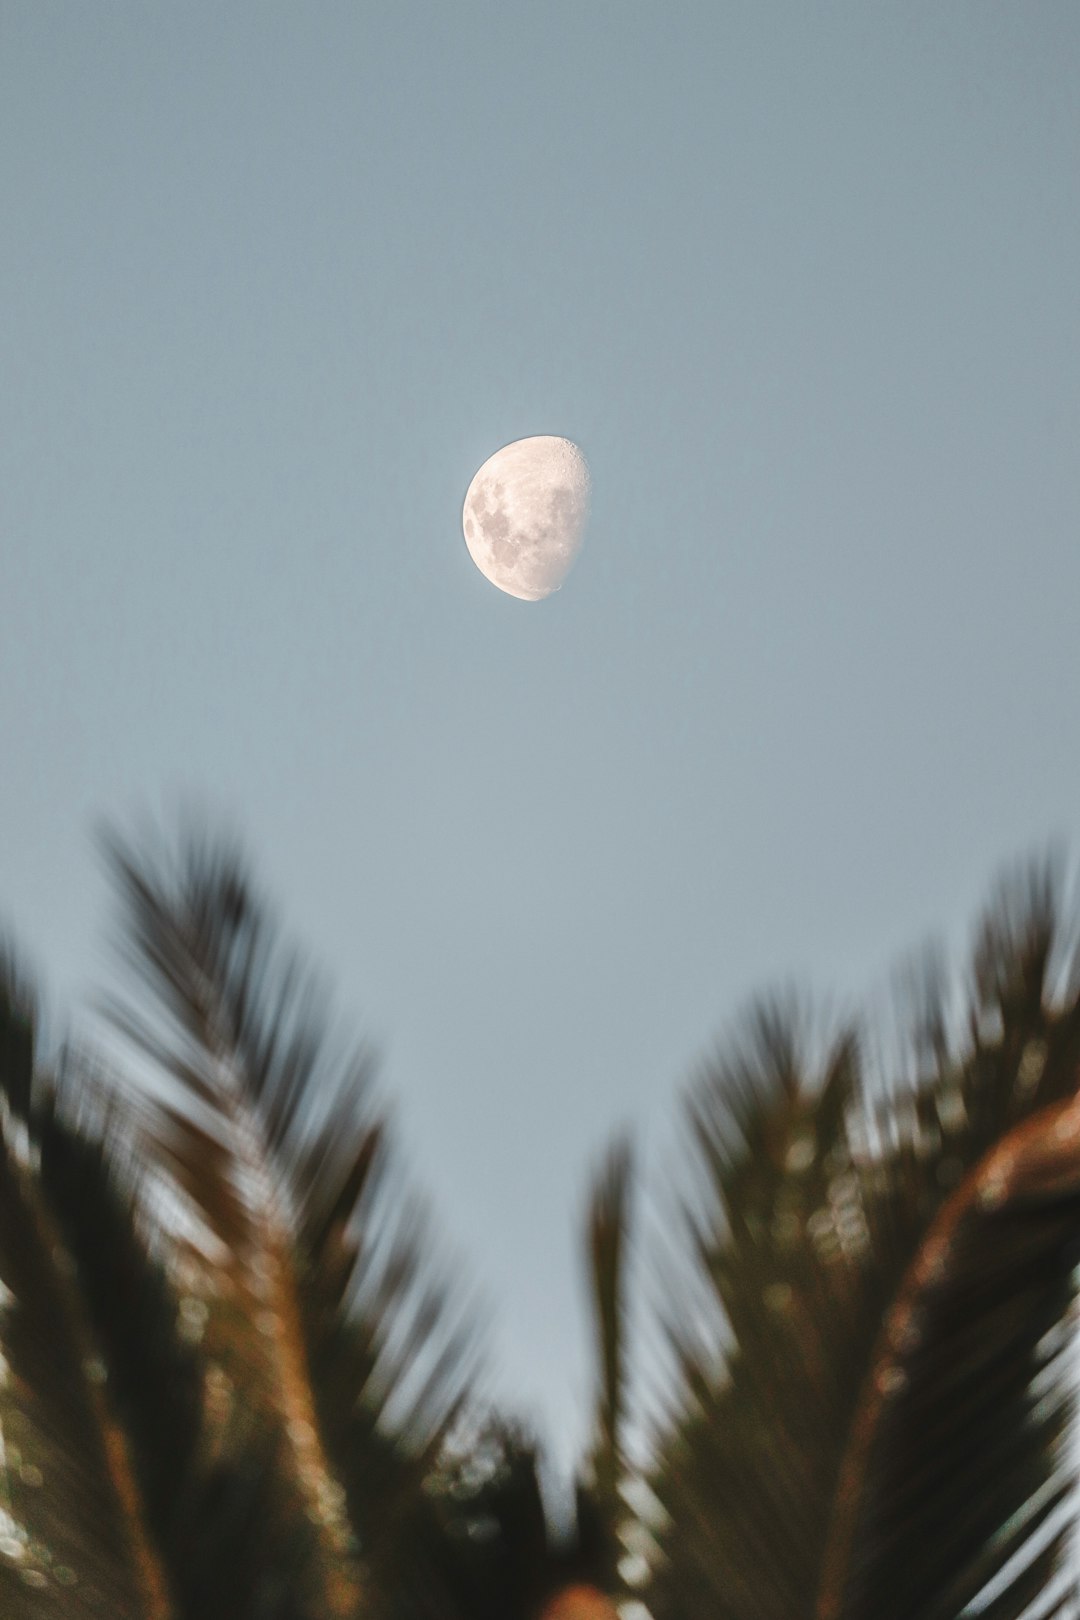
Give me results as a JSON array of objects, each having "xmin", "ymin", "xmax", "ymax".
[
  {"xmin": 819, "ymin": 1094, "xmax": 1080, "ymax": 1619},
  {"xmin": 0, "ymin": 968, "xmax": 171, "ymax": 1619},
  {"xmin": 646, "ymin": 862, "xmax": 1080, "ymax": 1620},
  {"xmin": 575, "ymin": 1136, "xmax": 634, "ymax": 1602},
  {"xmin": 101, "ymin": 826, "xmax": 475, "ymax": 1616}
]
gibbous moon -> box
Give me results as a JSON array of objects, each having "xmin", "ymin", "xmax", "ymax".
[{"xmin": 462, "ymin": 436, "xmax": 590, "ymax": 601}]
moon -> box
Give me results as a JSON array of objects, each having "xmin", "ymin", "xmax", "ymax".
[{"xmin": 462, "ymin": 436, "xmax": 590, "ymax": 601}]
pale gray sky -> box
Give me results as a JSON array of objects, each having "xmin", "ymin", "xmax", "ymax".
[{"xmin": 2, "ymin": 3, "xmax": 1079, "ymax": 1470}]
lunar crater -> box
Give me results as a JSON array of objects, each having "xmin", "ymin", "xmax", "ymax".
[{"xmin": 462, "ymin": 436, "xmax": 590, "ymax": 601}]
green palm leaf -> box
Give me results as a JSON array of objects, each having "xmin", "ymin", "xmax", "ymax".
[
  {"xmin": 645, "ymin": 862, "xmax": 1080, "ymax": 1620},
  {"xmin": 99, "ymin": 827, "xmax": 477, "ymax": 1617},
  {"xmin": 584, "ymin": 1138, "xmax": 633, "ymax": 1510},
  {"xmin": 7, "ymin": 839, "xmax": 1080, "ymax": 1619},
  {"xmin": 574, "ymin": 1136, "xmax": 634, "ymax": 1602},
  {"xmin": 0, "ymin": 965, "xmax": 171, "ymax": 1618},
  {"xmin": 819, "ymin": 1094, "xmax": 1080, "ymax": 1619}
]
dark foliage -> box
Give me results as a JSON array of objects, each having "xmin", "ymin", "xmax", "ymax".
[
  {"xmin": 2, "ymin": 841, "xmax": 1080, "ymax": 1620},
  {"xmin": 645, "ymin": 861, "xmax": 1080, "ymax": 1620}
]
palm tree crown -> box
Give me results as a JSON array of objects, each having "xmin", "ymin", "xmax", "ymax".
[{"xmin": 1, "ymin": 835, "xmax": 1078, "ymax": 1619}]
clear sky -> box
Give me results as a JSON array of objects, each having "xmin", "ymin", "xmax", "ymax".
[{"xmin": 3, "ymin": 4, "xmax": 1079, "ymax": 1473}]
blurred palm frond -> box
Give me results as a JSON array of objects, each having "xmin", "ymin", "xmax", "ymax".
[
  {"xmin": 645, "ymin": 860, "xmax": 1080, "ymax": 1620},
  {"xmin": 99, "ymin": 829, "xmax": 479, "ymax": 1616},
  {"xmin": 4, "ymin": 840, "xmax": 1080, "ymax": 1620}
]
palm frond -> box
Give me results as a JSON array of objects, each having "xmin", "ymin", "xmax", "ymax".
[
  {"xmin": 8, "ymin": 835, "xmax": 1080, "ymax": 1620},
  {"xmin": 39, "ymin": 1061, "xmax": 344, "ymax": 1620},
  {"xmin": 569, "ymin": 1135, "xmax": 635, "ymax": 1607},
  {"xmin": 818, "ymin": 1094, "xmax": 1080, "ymax": 1620},
  {"xmin": 647, "ymin": 999, "xmax": 860, "ymax": 1620},
  {"xmin": 100, "ymin": 825, "xmax": 476, "ymax": 1615},
  {"xmin": 645, "ymin": 862, "xmax": 1080, "ymax": 1620},
  {"xmin": 583, "ymin": 1137, "xmax": 633, "ymax": 1508},
  {"xmin": 0, "ymin": 964, "xmax": 172, "ymax": 1619}
]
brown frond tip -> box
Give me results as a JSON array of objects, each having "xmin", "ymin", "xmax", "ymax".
[{"xmin": 817, "ymin": 1090, "xmax": 1080, "ymax": 1620}]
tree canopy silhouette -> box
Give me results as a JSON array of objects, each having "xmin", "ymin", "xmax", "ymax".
[{"xmin": 1, "ymin": 833, "xmax": 1079, "ymax": 1618}]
